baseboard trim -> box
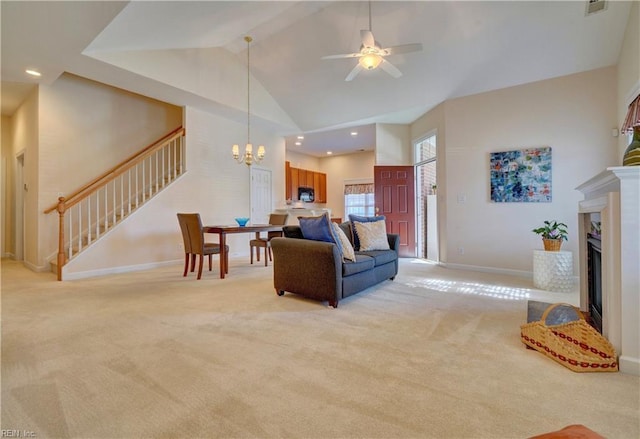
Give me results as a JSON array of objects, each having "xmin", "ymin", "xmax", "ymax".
[
  {"xmin": 62, "ymin": 260, "xmax": 181, "ymax": 281},
  {"xmin": 23, "ymin": 260, "xmax": 51, "ymax": 273},
  {"xmin": 619, "ymin": 355, "xmax": 640, "ymax": 376},
  {"xmin": 441, "ymin": 262, "xmax": 532, "ymax": 278}
]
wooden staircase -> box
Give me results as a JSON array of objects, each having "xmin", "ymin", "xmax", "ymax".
[{"xmin": 44, "ymin": 127, "xmax": 186, "ymax": 280}]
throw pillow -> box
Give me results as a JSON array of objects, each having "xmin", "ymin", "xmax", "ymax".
[
  {"xmin": 331, "ymin": 222, "xmax": 356, "ymax": 262},
  {"xmin": 298, "ymin": 213, "xmax": 336, "ymax": 243},
  {"xmin": 354, "ymin": 220, "xmax": 390, "ymax": 251},
  {"xmin": 348, "ymin": 214, "xmax": 386, "ymax": 250}
]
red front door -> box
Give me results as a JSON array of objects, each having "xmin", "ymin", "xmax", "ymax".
[{"xmin": 374, "ymin": 166, "xmax": 416, "ymax": 257}]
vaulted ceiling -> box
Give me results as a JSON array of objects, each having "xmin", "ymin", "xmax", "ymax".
[{"xmin": 1, "ymin": 1, "xmax": 632, "ymax": 156}]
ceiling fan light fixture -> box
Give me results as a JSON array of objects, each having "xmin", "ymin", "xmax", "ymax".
[{"xmin": 359, "ymin": 53, "xmax": 382, "ymax": 70}]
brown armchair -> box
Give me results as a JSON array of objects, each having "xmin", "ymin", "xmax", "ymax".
[
  {"xmin": 250, "ymin": 213, "xmax": 289, "ymax": 266},
  {"xmin": 177, "ymin": 213, "xmax": 229, "ymax": 279}
]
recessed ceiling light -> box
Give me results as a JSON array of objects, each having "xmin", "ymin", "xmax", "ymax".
[
  {"xmin": 297, "ymin": 135, "xmax": 304, "ymax": 140},
  {"xmin": 25, "ymin": 69, "xmax": 41, "ymax": 77},
  {"xmin": 350, "ymin": 131, "xmax": 358, "ymax": 136},
  {"xmin": 327, "ymin": 151, "xmax": 333, "ymax": 155},
  {"xmin": 295, "ymin": 142, "xmax": 301, "ymax": 146}
]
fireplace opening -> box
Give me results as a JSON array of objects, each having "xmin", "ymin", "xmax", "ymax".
[{"xmin": 587, "ymin": 233, "xmax": 602, "ymax": 333}]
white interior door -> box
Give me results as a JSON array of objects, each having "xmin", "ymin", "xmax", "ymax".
[{"xmin": 250, "ymin": 167, "xmax": 272, "ymax": 224}]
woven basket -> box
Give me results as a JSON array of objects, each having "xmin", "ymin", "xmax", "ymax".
[
  {"xmin": 520, "ymin": 303, "xmax": 618, "ymax": 372},
  {"xmin": 542, "ymin": 238, "xmax": 562, "ymax": 251}
]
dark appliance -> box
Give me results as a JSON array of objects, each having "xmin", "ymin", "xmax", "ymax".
[{"xmin": 298, "ymin": 186, "xmax": 314, "ymax": 202}]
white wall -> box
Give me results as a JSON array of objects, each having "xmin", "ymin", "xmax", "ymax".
[
  {"xmin": 412, "ymin": 67, "xmax": 619, "ymax": 275},
  {"xmin": 64, "ymin": 106, "xmax": 286, "ymax": 277}
]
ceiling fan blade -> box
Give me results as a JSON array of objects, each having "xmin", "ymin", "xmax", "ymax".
[
  {"xmin": 345, "ymin": 64, "xmax": 364, "ymax": 81},
  {"xmin": 321, "ymin": 53, "xmax": 362, "ymax": 60},
  {"xmin": 361, "ymin": 29, "xmax": 375, "ymax": 48},
  {"xmin": 382, "ymin": 43, "xmax": 423, "ymax": 56},
  {"xmin": 379, "ymin": 59, "xmax": 402, "ymax": 79}
]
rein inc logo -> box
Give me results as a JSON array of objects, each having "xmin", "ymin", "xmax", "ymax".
[{"xmin": 1, "ymin": 431, "xmax": 36, "ymax": 438}]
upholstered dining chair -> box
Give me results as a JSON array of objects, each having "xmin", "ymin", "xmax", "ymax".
[
  {"xmin": 177, "ymin": 213, "xmax": 229, "ymax": 279},
  {"xmin": 250, "ymin": 213, "xmax": 289, "ymax": 266}
]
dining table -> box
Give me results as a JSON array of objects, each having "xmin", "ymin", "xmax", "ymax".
[{"xmin": 203, "ymin": 224, "xmax": 284, "ymax": 279}]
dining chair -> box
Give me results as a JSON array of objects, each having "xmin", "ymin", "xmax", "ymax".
[
  {"xmin": 177, "ymin": 213, "xmax": 229, "ymax": 279},
  {"xmin": 250, "ymin": 213, "xmax": 289, "ymax": 266}
]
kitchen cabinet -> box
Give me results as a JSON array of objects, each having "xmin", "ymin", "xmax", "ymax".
[
  {"xmin": 285, "ymin": 161, "xmax": 327, "ymax": 203},
  {"xmin": 285, "ymin": 161, "xmax": 292, "ymax": 200},
  {"xmin": 299, "ymin": 169, "xmax": 307, "ymax": 189},
  {"xmin": 290, "ymin": 167, "xmax": 299, "ymax": 200},
  {"xmin": 314, "ymin": 172, "xmax": 327, "ymax": 203}
]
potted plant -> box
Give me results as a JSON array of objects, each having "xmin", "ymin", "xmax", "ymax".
[{"xmin": 532, "ymin": 220, "xmax": 568, "ymax": 251}]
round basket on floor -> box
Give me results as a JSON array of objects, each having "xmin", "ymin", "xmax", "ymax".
[{"xmin": 543, "ymin": 238, "xmax": 562, "ymax": 251}]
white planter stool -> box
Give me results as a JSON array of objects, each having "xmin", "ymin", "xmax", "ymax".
[{"xmin": 533, "ymin": 250, "xmax": 573, "ymax": 292}]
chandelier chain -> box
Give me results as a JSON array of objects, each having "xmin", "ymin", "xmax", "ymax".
[
  {"xmin": 231, "ymin": 35, "xmax": 264, "ymax": 166},
  {"xmin": 246, "ymin": 35, "xmax": 251, "ymax": 145}
]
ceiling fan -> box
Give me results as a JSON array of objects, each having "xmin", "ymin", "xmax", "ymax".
[{"xmin": 321, "ymin": 1, "xmax": 423, "ymax": 81}]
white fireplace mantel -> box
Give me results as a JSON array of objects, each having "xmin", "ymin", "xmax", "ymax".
[{"xmin": 576, "ymin": 167, "xmax": 640, "ymax": 375}]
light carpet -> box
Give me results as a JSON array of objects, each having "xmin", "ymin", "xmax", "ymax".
[{"xmin": 1, "ymin": 258, "xmax": 638, "ymax": 438}]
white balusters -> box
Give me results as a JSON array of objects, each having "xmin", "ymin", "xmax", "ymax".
[
  {"xmin": 68, "ymin": 208, "xmax": 73, "ymax": 259},
  {"xmin": 56, "ymin": 131, "xmax": 185, "ymax": 264}
]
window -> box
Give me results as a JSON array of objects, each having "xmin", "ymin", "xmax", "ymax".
[
  {"xmin": 415, "ymin": 133, "xmax": 438, "ymax": 260},
  {"xmin": 344, "ymin": 183, "xmax": 375, "ymax": 217}
]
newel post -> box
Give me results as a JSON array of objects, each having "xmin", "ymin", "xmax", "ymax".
[{"xmin": 56, "ymin": 197, "xmax": 66, "ymax": 281}]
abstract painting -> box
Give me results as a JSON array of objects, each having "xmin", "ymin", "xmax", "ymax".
[{"xmin": 490, "ymin": 147, "xmax": 552, "ymax": 202}]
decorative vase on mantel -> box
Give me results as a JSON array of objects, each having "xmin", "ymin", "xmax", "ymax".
[{"xmin": 622, "ymin": 126, "xmax": 640, "ymax": 166}]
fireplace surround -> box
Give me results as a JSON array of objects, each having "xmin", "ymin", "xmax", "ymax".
[{"xmin": 576, "ymin": 167, "xmax": 640, "ymax": 375}]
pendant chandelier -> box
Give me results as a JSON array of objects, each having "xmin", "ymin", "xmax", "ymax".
[{"xmin": 232, "ymin": 36, "xmax": 265, "ymax": 166}]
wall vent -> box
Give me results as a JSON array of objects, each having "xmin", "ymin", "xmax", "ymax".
[{"xmin": 586, "ymin": 0, "xmax": 607, "ymax": 16}]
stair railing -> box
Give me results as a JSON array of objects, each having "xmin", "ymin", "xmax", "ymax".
[{"xmin": 44, "ymin": 127, "xmax": 186, "ymax": 280}]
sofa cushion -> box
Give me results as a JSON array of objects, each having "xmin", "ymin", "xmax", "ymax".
[
  {"xmin": 338, "ymin": 222, "xmax": 354, "ymax": 245},
  {"xmin": 356, "ymin": 249, "xmax": 397, "ymax": 266},
  {"xmin": 332, "ymin": 222, "xmax": 356, "ymax": 262},
  {"xmin": 342, "ymin": 254, "xmax": 375, "ymax": 276},
  {"xmin": 298, "ymin": 213, "xmax": 336, "ymax": 243},
  {"xmin": 354, "ymin": 220, "xmax": 391, "ymax": 251},
  {"xmin": 282, "ymin": 225, "xmax": 304, "ymax": 239},
  {"xmin": 348, "ymin": 214, "xmax": 386, "ymax": 250}
]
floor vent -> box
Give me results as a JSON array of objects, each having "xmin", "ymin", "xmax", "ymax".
[{"xmin": 586, "ymin": 0, "xmax": 607, "ymax": 16}]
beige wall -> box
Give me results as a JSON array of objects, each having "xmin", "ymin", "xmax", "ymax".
[
  {"xmin": 34, "ymin": 74, "xmax": 183, "ymax": 270},
  {"xmin": 9, "ymin": 88, "xmax": 40, "ymax": 268},
  {"xmin": 320, "ymin": 151, "xmax": 375, "ymax": 221},
  {"xmin": 284, "ymin": 149, "xmax": 375, "ymax": 220},
  {"xmin": 375, "ymin": 123, "xmax": 411, "ymax": 165},
  {"xmin": 617, "ymin": 0, "xmax": 640, "ymax": 160},
  {"xmin": 411, "ymin": 102, "xmax": 447, "ymax": 261},
  {"xmin": 411, "ymin": 67, "xmax": 619, "ymax": 274},
  {"xmin": 91, "ymin": 46, "xmax": 297, "ymax": 134},
  {"xmin": 1, "ymin": 74, "xmax": 183, "ymax": 271},
  {"xmin": 64, "ymin": 106, "xmax": 286, "ymax": 277},
  {"xmin": 286, "ymin": 150, "xmax": 320, "ymax": 171},
  {"xmin": 1, "ymin": 116, "xmax": 14, "ymax": 256}
]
